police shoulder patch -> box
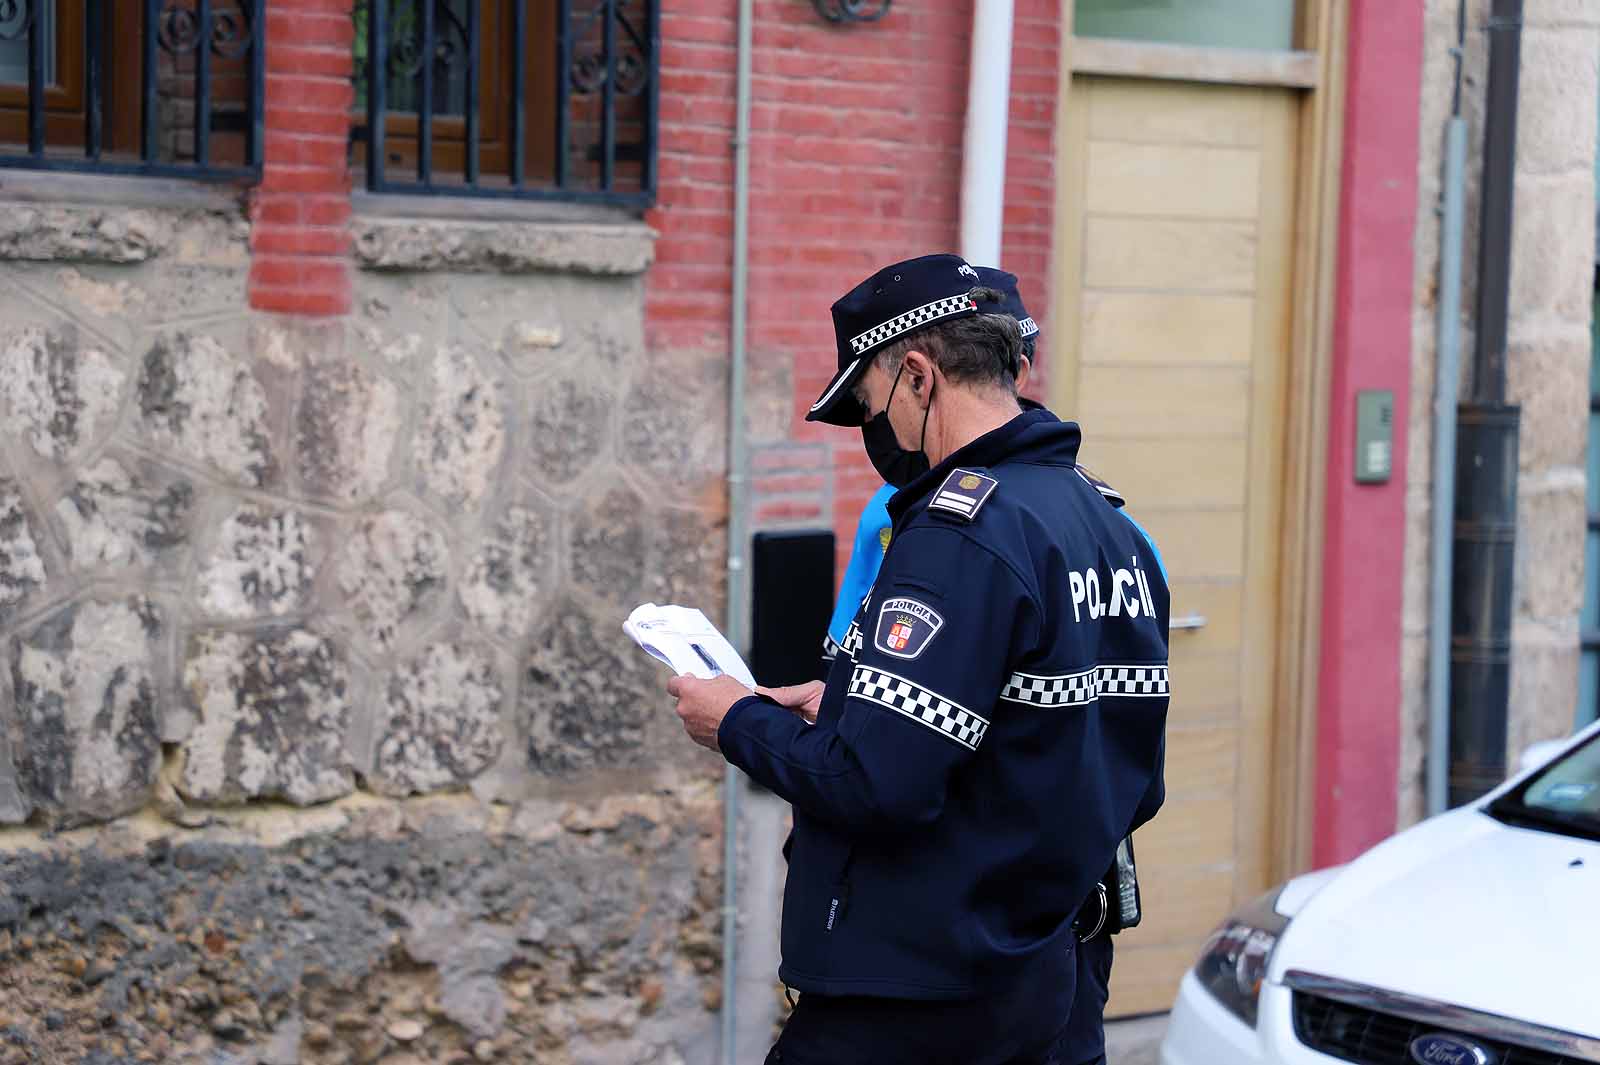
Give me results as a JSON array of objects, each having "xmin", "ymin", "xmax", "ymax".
[
  {"xmin": 873, "ymin": 596, "xmax": 944, "ymax": 659},
  {"xmin": 1074, "ymin": 464, "xmax": 1126, "ymax": 510},
  {"xmin": 928, "ymin": 468, "xmax": 998, "ymax": 521}
]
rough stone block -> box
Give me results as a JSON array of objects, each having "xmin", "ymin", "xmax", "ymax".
[
  {"xmin": 523, "ymin": 376, "xmax": 612, "ymax": 486},
  {"xmin": 295, "ymin": 357, "xmax": 403, "ymax": 505},
  {"xmin": 1508, "ymin": 620, "xmax": 1581, "ymax": 759},
  {"xmin": 0, "ymin": 205, "xmax": 165, "ymax": 262},
  {"xmin": 1514, "ymin": 480, "xmax": 1586, "ymax": 622},
  {"xmin": 1507, "ymin": 327, "xmax": 1591, "ymax": 473},
  {"xmin": 523, "ymin": 603, "xmax": 664, "ymax": 773},
  {"xmin": 645, "ymin": 507, "xmax": 727, "ymax": 608},
  {"xmin": 1514, "ymin": 29, "xmax": 1600, "ymax": 176},
  {"xmin": 197, "ymin": 504, "xmax": 321, "ymax": 620},
  {"xmin": 569, "ymin": 481, "xmax": 651, "ymax": 609},
  {"xmin": 372, "ymin": 642, "xmax": 504, "ymax": 797},
  {"xmin": 53, "ymin": 455, "xmax": 193, "ymax": 574},
  {"xmin": 416, "ymin": 346, "xmax": 506, "ymax": 510},
  {"xmin": 137, "ymin": 332, "xmax": 278, "ymax": 487},
  {"xmin": 0, "ymin": 480, "xmax": 48, "ymax": 627},
  {"xmin": 0, "ymin": 324, "xmax": 126, "ymax": 464},
  {"xmin": 451, "ymin": 274, "xmax": 642, "ymax": 379},
  {"xmin": 353, "ymin": 218, "xmax": 655, "ymax": 276},
  {"xmin": 352, "ymin": 275, "xmax": 448, "ymax": 368},
  {"xmin": 180, "ymin": 627, "xmax": 354, "ymax": 805},
  {"xmin": 1508, "ymin": 173, "xmax": 1596, "ymax": 324},
  {"xmin": 620, "ymin": 351, "xmax": 727, "ymax": 495},
  {"xmin": 10, "ymin": 596, "xmax": 163, "ymax": 824},
  {"xmin": 335, "ymin": 509, "xmax": 449, "ymax": 656},
  {"xmin": 460, "ymin": 505, "xmax": 555, "ymax": 643}
]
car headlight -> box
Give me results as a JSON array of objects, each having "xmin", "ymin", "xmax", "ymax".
[{"xmin": 1193, "ymin": 887, "xmax": 1290, "ymax": 1027}]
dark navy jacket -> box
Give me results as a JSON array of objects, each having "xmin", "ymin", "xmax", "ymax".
[{"xmin": 719, "ymin": 409, "xmax": 1170, "ymax": 1001}]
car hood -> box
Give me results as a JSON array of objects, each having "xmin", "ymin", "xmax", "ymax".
[{"xmin": 1268, "ymin": 807, "xmax": 1600, "ymax": 1037}]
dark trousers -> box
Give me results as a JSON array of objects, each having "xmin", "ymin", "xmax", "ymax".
[{"xmin": 764, "ymin": 949, "xmax": 1077, "ymax": 1065}]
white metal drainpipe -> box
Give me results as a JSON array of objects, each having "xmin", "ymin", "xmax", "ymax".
[
  {"xmin": 961, "ymin": 0, "xmax": 1016, "ymax": 266},
  {"xmin": 720, "ymin": 0, "xmax": 755, "ymax": 1060}
]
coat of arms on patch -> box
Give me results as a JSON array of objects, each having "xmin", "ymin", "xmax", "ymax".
[{"xmin": 873, "ymin": 596, "xmax": 944, "ymax": 659}]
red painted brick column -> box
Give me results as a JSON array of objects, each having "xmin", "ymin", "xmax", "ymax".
[
  {"xmin": 1314, "ymin": 0, "xmax": 1424, "ymax": 866},
  {"xmin": 248, "ymin": 3, "xmax": 355, "ymax": 317}
]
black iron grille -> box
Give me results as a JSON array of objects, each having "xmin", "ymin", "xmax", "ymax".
[{"xmin": 1293, "ymin": 992, "xmax": 1584, "ymax": 1065}]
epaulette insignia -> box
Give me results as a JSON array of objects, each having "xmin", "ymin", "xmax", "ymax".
[
  {"xmin": 929, "ymin": 468, "xmax": 998, "ymax": 521},
  {"xmin": 1075, "ymin": 465, "xmax": 1126, "ymax": 510}
]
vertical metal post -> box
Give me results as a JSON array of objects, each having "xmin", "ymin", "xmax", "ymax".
[
  {"xmin": 510, "ymin": 0, "xmax": 525, "ymax": 187},
  {"xmin": 368, "ymin": 0, "xmax": 388, "ymax": 190},
  {"xmin": 418, "ymin": 0, "xmax": 434, "ymax": 185},
  {"xmin": 86, "ymin": 0, "xmax": 104, "ymax": 160},
  {"xmin": 195, "ymin": 0, "xmax": 212, "ymax": 167},
  {"xmin": 143, "ymin": 0, "xmax": 159, "ymax": 162},
  {"xmin": 247, "ymin": 0, "xmax": 264, "ymax": 169},
  {"xmin": 554, "ymin": 0, "xmax": 569, "ymax": 188},
  {"xmin": 464, "ymin": 0, "xmax": 479, "ymax": 185},
  {"xmin": 601, "ymin": 0, "xmax": 615, "ymax": 191},
  {"xmin": 642, "ymin": 0, "xmax": 658, "ymax": 198},
  {"xmin": 27, "ymin": 0, "xmax": 45, "ymax": 155},
  {"xmin": 1427, "ymin": 116, "xmax": 1468, "ymax": 817}
]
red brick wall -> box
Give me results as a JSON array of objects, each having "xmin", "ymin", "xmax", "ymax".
[
  {"xmin": 646, "ymin": 0, "xmax": 1063, "ymax": 581},
  {"xmin": 248, "ymin": 1, "xmax": 356, "ymax": 317}
]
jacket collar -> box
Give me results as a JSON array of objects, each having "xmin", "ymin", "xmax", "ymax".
[{"xmin": 887, "ymin": 408, "xmax": 1081, "ymax": 520}]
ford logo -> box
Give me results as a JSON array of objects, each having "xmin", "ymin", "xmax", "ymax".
[{"xmin": 1409, "ymin": 1033, "xmax": 1495, "ymax": 1065}]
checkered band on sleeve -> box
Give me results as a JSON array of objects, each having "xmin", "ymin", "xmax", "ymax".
[
  {"xmin": 849, "ymin": 295, "xmax": 979, "ymax": 356},
  {"xmin": 842, "ymin": 620, "xmax": 863, "ymax": 660},
  {"xmin": 1000, "ymin": 665, "xmax": 1169, "ymax": 707},
  {"xmin": 848, "ymin": 665, "xmax": 990, "ymax": 751}
]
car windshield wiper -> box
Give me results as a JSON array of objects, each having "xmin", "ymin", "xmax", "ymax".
[{"xmin": 1486, "ymin": 798, "xmax": 1600, "ymax": 843}]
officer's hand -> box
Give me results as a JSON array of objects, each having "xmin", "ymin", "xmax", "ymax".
[
  {"xmin": 666, "ymin": 674, "xmax": 752, "ymax": 752},
  {"xmin": 754, "ymin": 681, "xmax": 824, "ymax": 725}
]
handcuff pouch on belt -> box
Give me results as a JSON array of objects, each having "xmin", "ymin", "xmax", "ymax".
[{"xmin": 1073, "ymin": 835, "xmax": 1142, "ymax": 943}]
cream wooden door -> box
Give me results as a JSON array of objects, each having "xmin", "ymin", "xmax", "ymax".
[{"xmin": 1049, "ymin": 77, "xmax": 1298, "ymax": 1017}]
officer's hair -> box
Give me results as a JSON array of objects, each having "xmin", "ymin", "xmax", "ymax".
[{"xmin": 875, "ymin": 286, "xmax": 1023, "ymax": 395}]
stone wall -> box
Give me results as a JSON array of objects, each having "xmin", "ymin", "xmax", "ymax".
[
  {"xmin": 1401, "ymin": 0, "xmax": 1600, "ymax": 824},
  {"xmin": 0, "ymin": 191, "xmax": 730, "ymax": 1063}
]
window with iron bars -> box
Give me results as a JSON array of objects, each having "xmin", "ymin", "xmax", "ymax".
[
  {"xmin": 352, "ymin": 0, "xmax": 658, "ymax": 208},
  {"xmin": 0, "ymin": 0, "xmax": 262, "ymax": 180}
]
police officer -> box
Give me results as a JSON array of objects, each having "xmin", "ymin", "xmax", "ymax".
[
  {"xmin": 668, "ymin": 253, "xmax": 1170, "ymax": 1065},
  {"xmin": 976, "ymin": 266, "xmax": 1168, "ymax": 1065}
]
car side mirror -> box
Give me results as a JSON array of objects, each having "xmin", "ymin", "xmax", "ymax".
[{"xmin": 1517, "ymin": 739, "xmax": 1567, "ymax": 774}]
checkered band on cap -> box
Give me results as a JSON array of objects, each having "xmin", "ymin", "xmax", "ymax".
[
  {"xmin": 849, "ymin": 665, "xmax": 989, "ymax": 751},
  {"xmin": 1000, "ymin": 664, "xmax": 1169, "ymax": 707},
  {"xmin": 849, "ymin": 294, "xmax": 979, "ymax": 356},
  {"xmin": 1017, "ymin": 316, "xmax": 1039, "ymax": 338}
]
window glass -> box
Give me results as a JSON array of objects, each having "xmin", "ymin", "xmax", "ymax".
[
  {"xmin": 0, "ymin": 3, "xmax": 56, "ymax": 86},
  {"xmin": 1074, "ymin": 0, "xmax": 1296, "ymax": 52},
  {"xmin": 354, "ymin": 0, "xmax": 473, "ymax": 117}
]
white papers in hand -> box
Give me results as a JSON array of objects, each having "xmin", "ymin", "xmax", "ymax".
[{"xmin": 623, "ymin": 603, "xmax": 756, "ymax": 689}]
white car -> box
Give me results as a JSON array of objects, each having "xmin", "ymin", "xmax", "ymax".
[{"xmin": 1162, "ymin": 719, "xmax": 1600, "ymax": 1065}]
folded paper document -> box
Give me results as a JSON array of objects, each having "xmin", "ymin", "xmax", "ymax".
[{"xmin": 624, "ymin": 603, "xmax": 755, "ymax": 689}]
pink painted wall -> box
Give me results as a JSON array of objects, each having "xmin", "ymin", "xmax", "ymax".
[{"xmin": 1314, "ymin": 0, "xmax": 1425, "ymax": 866}]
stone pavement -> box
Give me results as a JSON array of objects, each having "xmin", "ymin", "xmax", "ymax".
[{"xmin": 1104, "ymin": 1013, "xmax": 1169, "ymax": 1065}]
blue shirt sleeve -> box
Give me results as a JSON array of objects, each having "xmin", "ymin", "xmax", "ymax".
[
  {"xmin": 826, "ymin": 485, "xmax": 896, "ymax": 644},
  {"xmin": 1120, "ymin": 513, "xmax": 1165, "ymax": 583}
]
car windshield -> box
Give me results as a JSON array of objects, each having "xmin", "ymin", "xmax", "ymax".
[{"xmin": 1487, "ymin": 731, "xmax": 1600, "ymax": 842}]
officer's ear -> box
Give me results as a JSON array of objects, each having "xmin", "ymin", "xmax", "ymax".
[
  {"xmin": 1016, "ymin": 355, "xmax": 1033, "ymax": 394},
  {"xmin": 902, "ymin": 350, "xmax": 935, "ymax": 404}
]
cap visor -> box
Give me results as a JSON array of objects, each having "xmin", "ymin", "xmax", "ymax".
[{"xmin": 804, "ymin": 356, "xmax": 869, "ymax": 426}]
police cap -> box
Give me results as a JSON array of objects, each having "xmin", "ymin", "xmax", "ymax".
[
  {"xmin": 975, "ymin": 266, "xmax": 1038, "ymax": 341},
  {"xmin": 807, "ymin": 253, "xmax": 991, "ymax": 427}
]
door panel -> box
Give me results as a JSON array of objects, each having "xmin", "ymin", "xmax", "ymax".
[{"xmin": 1052, "ymin": 76, "xmax": 1299, "ymax": 1017}]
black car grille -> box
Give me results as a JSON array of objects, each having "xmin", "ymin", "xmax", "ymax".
[{"xmin": 1292, "ymin": 992, "xmax": 1585, "ymax": 1065}]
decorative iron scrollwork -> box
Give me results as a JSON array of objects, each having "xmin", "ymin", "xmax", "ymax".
[
  {"xmin": 157, "ymin": 1, "xmax": 256, "ymax": 58},
  {"xmin": 0, "ymin": 0, "xmax": 34, "ymax": 42},
  {"xmin": 568, "ymin": 0, "xmax": 651, "ymax": 97},
  {"xmin": 385, "ymin": 0, "xmax": 469, "ymax": 80},
  {"xmin": 811, "ymin": 0, "xmax": 891, "ymax": 24}
]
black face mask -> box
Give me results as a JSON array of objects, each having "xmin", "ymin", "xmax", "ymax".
[{"xmin": 860, "ymin": 362, "xmax": 933, "ymax": 488}]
